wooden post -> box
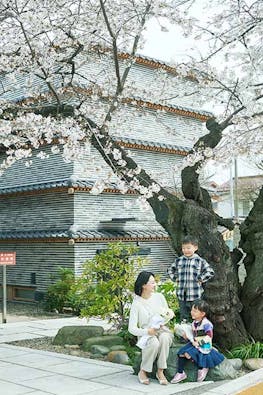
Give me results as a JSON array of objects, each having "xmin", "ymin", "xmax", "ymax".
[{"xmin": 2, "ymin": 265, "xmax": 7, "ymax": 323}]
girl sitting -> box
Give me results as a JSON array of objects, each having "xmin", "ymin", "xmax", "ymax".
[{"xmin": 171, "ymin": 299, "xmax": 224, "ymax": 383}]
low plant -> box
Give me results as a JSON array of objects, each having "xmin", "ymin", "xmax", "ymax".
[
  {"xmin": 227, "ymin": 341, "xmax": 263, "ymax": 359},
  {"xmin": 157, "ymin": 278, "xmax": 179, "ymax": 326},
  {"xmin": 44, "ymin": 268, "xmax": 77, "ymax": 313},
  {"xmin": 72, "ymin": 242, "xmax": 148, "ymax": 329}
]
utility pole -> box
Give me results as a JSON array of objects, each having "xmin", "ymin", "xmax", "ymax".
[
  {"xmin": 234, "ymin": 157, "xmax": 239, "ymax": 222},
  {"xmin": 230, "ymin": 161, "xmax": 234, "ymax": 219},
  {"xmin": 233, "ymin": 157, "xmax": 241, "ymax": 249}
]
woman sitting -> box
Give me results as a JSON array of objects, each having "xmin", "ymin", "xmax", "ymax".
[{"xmin": 128, "ymin": 271, "xmax": 174, "ymax": 385}]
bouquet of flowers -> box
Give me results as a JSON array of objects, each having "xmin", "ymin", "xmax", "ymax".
[
  {"xmin": 136, "ymin": 308, "xmax": 174, "ymax": 349},
  {"xmin": 174, "ymin": 322, "xmax": 194, "ymax": 343},
  {"xmin": 159, "ymin": 307, "xmax": 175, "ymax": 324}
]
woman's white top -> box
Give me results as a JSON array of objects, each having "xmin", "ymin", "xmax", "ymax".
[{"xmin": 128, "ymin": 292, "xmax": 169, "ymax": 337}]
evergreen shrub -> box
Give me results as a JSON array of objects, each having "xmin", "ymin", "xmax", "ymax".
[{"xmin": 72, "ymin": 242, "xmax": 148, "ymax": 329}]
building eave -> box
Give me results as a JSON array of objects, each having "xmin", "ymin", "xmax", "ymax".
[
  {"xmin": 0, "ymin": 228, "xmax": 170, "ymax": 243},
  {"xmin": 70, "ymin": 86, "xmax": 211, "ymax": 121}
]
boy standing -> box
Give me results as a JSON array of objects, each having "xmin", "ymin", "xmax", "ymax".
[{"xmin": 168, "ymin": 236, "xmax": 214, "ymax": 322}]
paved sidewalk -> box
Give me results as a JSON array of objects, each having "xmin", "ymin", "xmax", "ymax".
[{"xmin": 0, "ymin": 317, "xmax": 262, "ymax": 395}]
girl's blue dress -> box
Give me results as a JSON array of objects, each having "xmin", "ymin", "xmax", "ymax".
[{"xmin": 177, "ymin": 318, "xmax": 224, "ymax": 368}]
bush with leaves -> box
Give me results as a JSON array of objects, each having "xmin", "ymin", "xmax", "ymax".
[
  {"xmin": 44, "ymin": 268, "xmax": 77, "ymax": 313},
  {"xmin": 72, "ymin": 242, "xmax": 148, "ymax": 329},
  {"xmin": 156, "ymin": 278, "xmax": 179, "ymax": 327}
]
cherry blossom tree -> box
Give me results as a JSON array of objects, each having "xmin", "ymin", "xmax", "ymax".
[
  {"xmin": 174, "ymin": 0, "xmax": 263, "ymax": 345},
  {"xmin": 0, "ymin": 0, "xmax": 262, "ymax": 347}
]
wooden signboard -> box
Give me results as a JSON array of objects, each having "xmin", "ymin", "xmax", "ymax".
[
  {"xmin": 0, "ymin": 252, "xmax": 16, "ymax": 323},
  {"xmin": 0, "ymin": 252, "xmax": 16, "ymax": 265}
]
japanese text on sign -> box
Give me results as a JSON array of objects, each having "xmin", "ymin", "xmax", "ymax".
[{"xmin": 0, "ymin": 252, "xmax": 16, "ymax": 265}]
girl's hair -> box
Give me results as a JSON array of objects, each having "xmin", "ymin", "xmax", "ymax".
[
  {"xmin": 134, "ymin": 271, "xmax": 154, "ymax": 296},
  {"xmin": 192, "ymin": 299, "xmax": 210, "ymax": 316}
]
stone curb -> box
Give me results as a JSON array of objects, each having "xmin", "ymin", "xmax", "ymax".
[{"xmin": 203, "ymin": 368, "xmax": 263, "ymax": 394}]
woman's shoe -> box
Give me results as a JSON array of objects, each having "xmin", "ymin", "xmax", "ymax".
[
  {"xmin": 156, "ymin": 372, "xmax": 168, "ymax": 385},
  {"xmin": 138, "ymin": 372, "xmax": 150, "ymax": 385},
  {"xmin": 171, "ymin": 371, "xmax": 187, "ymax": 383}
]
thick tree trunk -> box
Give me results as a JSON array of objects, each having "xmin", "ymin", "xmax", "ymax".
[
  {"xmin": 239, "ymin": 186, "xmax": 263, "ymax": 341},
  {"xmin": 149, "ymin": 194, "xmax": 249, "ymax": 349},
  {"xmin": 174, "ymin": 118, "xmax": 249, "ymax": 349}
]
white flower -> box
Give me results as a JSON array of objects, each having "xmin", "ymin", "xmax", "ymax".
[{"xmin": 159, "ymin": 307, "xmax": 175, "ymax": 324}]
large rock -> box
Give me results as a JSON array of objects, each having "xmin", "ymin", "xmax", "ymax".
[
  {"xmin": 107, "ymin": 350, "xmax": 130, "ymax": 364},
  {"xmin": 227, "ymin": 358, "xmax": 243, "ymax": 370},
  {"xmin": 133, "ymin": 343, "xmax": 240, "ymax": 381},
  {"xmin": 82, "ymin": 335, "xmax": 124, "ymax": 351},
  {"xmin": 207, "ymin": 358, "xmax": 241, "ymax": 381},
  {"xmin": 110, "ymin": 345, "xmax": 127, "ymax": 351},
  {"xmin": 52, "ymin": 325, "xmax": 104, "ymax": 345},
  {"xmin": 243, "ymin": 358, "xmax": 263, "ymax": 370},
  {"xmin": 90, "ymin": 345, "xmax": 110, "ymax": 356}
]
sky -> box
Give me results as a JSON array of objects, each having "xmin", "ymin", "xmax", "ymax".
[{"xmin": 141, "ymin": 18, "xmax": 198, "ymax": 63}]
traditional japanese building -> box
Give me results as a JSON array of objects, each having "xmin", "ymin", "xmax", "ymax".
[{"xmin": 0, "ymin": 54, "xmax": 211, "ymax": 301}]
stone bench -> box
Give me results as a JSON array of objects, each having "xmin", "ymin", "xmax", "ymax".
[{"xmin": 132, "ymin": 342, "xmax": 242, "ymax": 382}]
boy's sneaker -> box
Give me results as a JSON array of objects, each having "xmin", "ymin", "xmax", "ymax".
[
  {"xmin": 197, "ymin": 368, "xmax": 209, "ymax": 382},
  {"xmin": 171, "ymin": 371, "xmax": 187, "ymax": 383}
]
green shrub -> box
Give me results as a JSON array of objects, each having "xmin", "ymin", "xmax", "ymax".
[
  {"xmin": 157, "ymin": 278, "xmax": 179, "ymax": 326},
  {"xmin": 44, "ymin": 268, "xmax": 77, "ymax": 313},
  {"xmin": 227, "ymin": 341, "xmax": 263, "ymax": 359},
  {"xmin": 72, "ymin": 242, "xmax": 148, "ymax": 329}
]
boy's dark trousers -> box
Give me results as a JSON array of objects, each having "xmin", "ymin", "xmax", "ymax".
[
  {"xmin": 178, "ymin": 299, "xmax": 193, "ymax": 322},
  {"xmin": 179, "ymin": 296, "xmax": 204, "ymax": 322}
]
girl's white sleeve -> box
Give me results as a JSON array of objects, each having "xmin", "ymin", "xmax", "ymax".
[{"xmin": 128, "ymin": 302, "xmax": 148, "ymax": 337}]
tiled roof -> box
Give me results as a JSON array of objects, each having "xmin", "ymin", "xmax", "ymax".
[
  {"xmin": 0, "ymin": 176, "xmax": 180, "ymax": 196},
  {"xmin": 72, "ymin": 229, "xmax": 168, "ymax": 239},
  {"xmin": 0, "ymin": 228, "xmax": 169, "ymax": 241},
  {"xmin": 0, "ymin": 229, "xmax": 69, "ymax": 239},
  {"xmin": 127, "ymin": 97, "xmax": 212, "ymax": 118},
  {"xmin": 0, "ymin": 178, "xmax": 126, "ymax": 195},
  {"xmin": 0, "ymin": 175, "xmax": 181, "ymax": 196},
  {"xmin": 0, "ymin": 179, "xmax": 70, "ymax": 195},
  {"xmin": 0, "ymin": 136, "xmax": 189, "ymax": 160},
  {"xmin": 113, "ymin": 136, "xmax": 189, "ymax": 153}
]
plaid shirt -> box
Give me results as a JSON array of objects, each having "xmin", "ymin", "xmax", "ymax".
[{"xmin": 167, "ymin": 254, "xmax": 214, "ymax": 301}]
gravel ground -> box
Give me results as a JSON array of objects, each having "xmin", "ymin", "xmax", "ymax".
[
  {"xmin": 0, "ymin": 301, "xmax": 72, "ymax": 322},
  {"xmin": 8, "ymin": 336, "xmax": 110, "ymax": 362},
  {"xmin": 3, "ymin": 302, "xmax": 106, "ymax": 360}
]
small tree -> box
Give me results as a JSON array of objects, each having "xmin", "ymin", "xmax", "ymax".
[
  {"xmin": 44, "ymin": 267, "xmax": 76, "ymax": 313},
  {"xmin": 157, "ymin": 279, "xmax": 179, "ymax": 324},
  {"xmin": 72, "ymin": 242, "xmax": 148, "ymax": 329}
]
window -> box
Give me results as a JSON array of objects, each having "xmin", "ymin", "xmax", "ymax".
[
  {"xmin": 13, "ymin": 287, "xmax": 35, "ymax": 301},
  {"xmin": 240, "ymin": 200, "xmax": 251, "ymax": 216}
]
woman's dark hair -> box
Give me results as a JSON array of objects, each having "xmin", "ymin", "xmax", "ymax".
[
  {"xmin": 192, "ymin": 299, "xmax": 210, "ymax": 316},
  {"xmin": 134, "ymin": 271, "xmax": 154, "ymax": 296}
]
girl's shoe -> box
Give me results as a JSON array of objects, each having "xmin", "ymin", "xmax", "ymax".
[
  {"xmin": 171, "ymin": 371, "xmax": 187, "ymax": 383},
  {"xmin": 197, "ymin": 368, "xmax": 209, "ymax": 382}
]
